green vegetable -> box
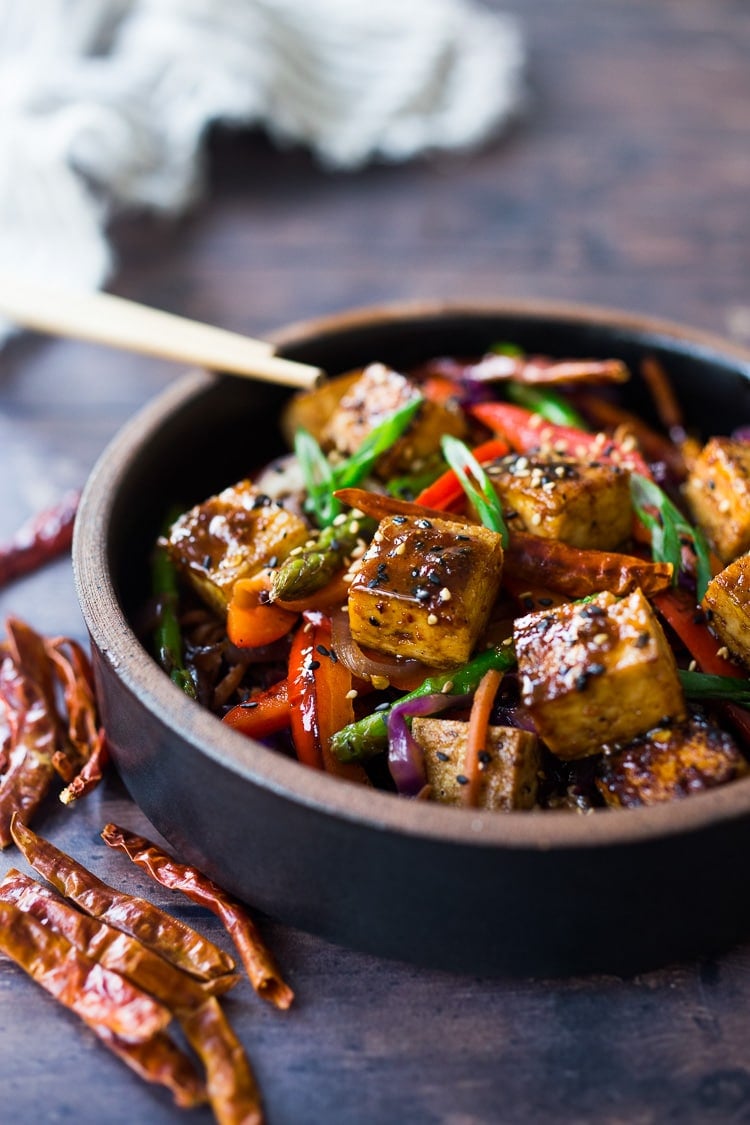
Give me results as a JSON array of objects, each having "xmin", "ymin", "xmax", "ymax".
[
  {"xmin": 271, "ymin": 513, "xmax": 377, "ymax": 601},
  {"xmin": 506, "ymin": 381, "xmax": 588, "ymax": 429},
  {"xmin": 151, "ymin": 531, "xmax": 196, "ymax": 699},
  {"xmin": 679, "ymin": 669, "xmax": 750, "ymax": 706},
  {"xmin": 630, "ymin": 473, "xmax": 712, "ymax": 601},
  {"xmin": 295, "ymin": 396, "xmax": 424, "ymax": 528},
  {"xmin": 330, "ymin": 644, "xmax": 517, "ymax": 763},
  {"xmin": 440, "ymin": 435, "xmax": 509, "ymax": 546}
]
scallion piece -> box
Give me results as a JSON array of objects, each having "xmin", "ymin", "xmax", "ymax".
[
  {"xmin": 295, "ymin": 396, "xmax": 424, "ymax": 527},
  {"xmin": 679, "ymin": 669, "xmax": 750, "ymax": 706},
  {"xmin": 440, "ymin": 434, "xmax": 509, "ymax": 546},
  {"xmin": 506, "ymin": 381, "xmax": 588, "ymax": 429},
  {"xmin": 630, "ymin": 472, "xmax": 712, "ymax": 601}
]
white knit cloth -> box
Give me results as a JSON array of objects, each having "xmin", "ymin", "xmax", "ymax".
[{"xmin": 0, "ymin": 0, "xmax": 524, "ymax": 341}]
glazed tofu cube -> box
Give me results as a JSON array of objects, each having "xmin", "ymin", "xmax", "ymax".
[
  {"xmin": 348, "ymin": 514, "xmax": 504, "ymax": 668},
  {"xmin": 485, "ymin": 452, "xmax": 632, "ymax": 550},
  {"xmin": 514, "ymin": 589, "xmax": 685, "ymax": 760},
  {"xmin": 412, "ymin": 718, "xmax": 540, "ymax": 810},
  {"xmin": 684, "ymin": 437, "xmax": 750, "ymax": 562},
  {"xmin": 166, "ymin": 481, "xmax": 309, "ymax": 615},
  {"xmin": 323, "ymin": 363, "xmax": 466, "ymax": 478},
  {"xmin": 596, "ymin": 711, "xmax": 747, "ymax": 808},
  {"xmin": 702, "ymin": 552, "xmax": 750, "ymax": 671}
]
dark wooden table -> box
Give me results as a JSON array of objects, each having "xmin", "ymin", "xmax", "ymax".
[{"xmin": 2, "ymin": 2, "xmax": 750, "ymax": 1121}]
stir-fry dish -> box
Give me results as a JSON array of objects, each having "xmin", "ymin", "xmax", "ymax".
[{"xmin": 151, "ymin": 346, "xmax": 750, "ymax": 813}]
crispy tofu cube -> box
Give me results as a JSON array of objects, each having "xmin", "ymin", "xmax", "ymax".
[
  {"xmin": 514, "ymin": 589, "xmax": 686, "ymax": 760},
  {"xmin": 702, "ymin": 552, "xmax": 750, "ymax": 671},
  {"xmin": 596, "ymin": 711, "xmax": 748, "ymax": 808},
  {"xmin": 412, "ymin": 718, "xmax": 540, "ymax": 810},
  {"xmin": 348, "ymin": 514, "xmax": 504, "ymax": 667},
  {"xmin": 166, "ymin": 481, "xmax": 309, "ymax": 615},
  {"xmin": 486, "ymin": 452, "xmax": 632, "ymax": 549},
  {"xmin": 323, "ymin": 363, "xmax": 466, "ymax": 478},
  {"xmin": 684, "ymin": 437, "xmax": 750, "ymax": 562}
]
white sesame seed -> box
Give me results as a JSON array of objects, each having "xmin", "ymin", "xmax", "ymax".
[
  {"xmin": 717, "ymin": 646, "xmax": 730, "ymax": 659},
  {"xmin": 441, "ymin": 680, "xmax": 454, "ymax": 694},
  {"xmin": 438, "ymin": 587, "xmax": 452, "ymax": 602},
  {"xmin": 370, "ymin": 675, "xmax": 390, "ymax": 690},
  {"xmin": 718, "ymin": 499, "xmax": 731, "ymax": 514},
  {"xmin": 530, "ymin": 513, "xmax": 543, "ymax": 526},
  {"xmin": 345, "ymin": 689, "xmax": 359, "ymax": 700},
  {"xmin": 593, "ymin": 633, "xmax": 608, "ymax": 645},
  {"xmin": 289, "ymin": 546, "xmax": 304, "ymax": 556},
  {"xmin": 688, "ymin": 660, "xmax": 697, "ymax": 672},
  {"xmin": 332, "ymin": 512, "xmax": 348, "ymax": 527},
  {"xmin": 393, "ymin": 542, "xmax": 406, "ymax": 555},
  {"xmin": 427, "ymin": 613, "xmax": 439, "ymax": 625}
]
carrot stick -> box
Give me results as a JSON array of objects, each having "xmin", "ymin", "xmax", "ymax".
[{"xmin": 462, "ymin": 669, "xmax": 503, "ymax": 808}]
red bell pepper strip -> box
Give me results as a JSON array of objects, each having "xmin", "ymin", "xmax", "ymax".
[
  {"xmin": 654, "ymin": 588, "xmax": 750, "ymax": 745},
  {"xmin": 415, "ymin": 438, "xmax": 509, "ymax": 511},
  {"xmin": 468, "ymin": 402, "xmax": 652, "ymax": 477},
  {"xmin": 287, "ymin": 612, "xmax": 369, "ymax": 783},
  {"xmin": 222, "ymin": 679, "xmax": 291, "ymax": 740},
  {"xmin": 227, "ymin": 570, "xmax": 299, "ymax": 649}
]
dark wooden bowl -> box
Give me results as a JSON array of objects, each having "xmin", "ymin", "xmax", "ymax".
[{"xmin": 74, "ymin": 300, "xmax": 750, "ymax": 976}]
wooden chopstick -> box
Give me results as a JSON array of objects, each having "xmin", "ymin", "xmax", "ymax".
[{"xmin": 0, "ymin": 275, "xmax": 323, "ymax": 390}]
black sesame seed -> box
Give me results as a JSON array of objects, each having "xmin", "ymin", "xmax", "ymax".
[
  {"xmin": 374, "ymin": 701, "xmax": 391, "ymax": 712},
  {"xmin": 392, "ymin": 515, "xmax": 407, "ymax": 525},
  {"xmin": 258, "ymin": 589, "xmax": 271, "ymax": 605},
  {"xmin": 368, "ymin": 617, "xmax": 381, "ymax": 627},
  {"xmin": 316, "ymin": 644, "xmax": 330, "ymax": 658},
  {"xmin": 240, "ymin": 700, "xmax": 259, "ymax": 710},
  {"xmin": 416, "ymin": 519, "xmax": 433, "ymax": 529},
  {"xmin": 251, "ymin": 493, "xmax": 272, "ymax": 509},
  {"xmin": 308, "ymin": 659, "xmax": 321, "ymax": 671},
  {"xmin": 575, "ymin": 672, "xmax": 589, "ymax": 691},
  {"xmin": 202, "ymin": 554, "xmax": 212, "ymax": 569},
  {"xmin": 582, "ymin": 605, "xmax": 605, "ymax": 618},
  {"xmin": 436, "ymin": 751, "xmax": 450, "ymax": 762},
  {"xmin": 268, "ymin": 556, "xmax": 279, "ymax": 569},
  {"xmin": 538, "ymin": 597, "xmax": 554, "ymax": 607},
  {"xmin": 456, "ymin": 774, "xmax": 469, "ymax": 786},
  {"xmin": 589, "ymin": 663, "xmax": 606, "ymax": 676},
  {"xmin": 635, "ymin": 632, "xmax": 650, "ymax": 648},
  {"xmin": 478, "ymin": 751, "xmax": 492, "ymax": 765}
]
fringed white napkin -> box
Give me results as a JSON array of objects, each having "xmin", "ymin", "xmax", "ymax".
[{"xmin": 0, "ymin": 0, "xmax": 524, "ymax": 342}]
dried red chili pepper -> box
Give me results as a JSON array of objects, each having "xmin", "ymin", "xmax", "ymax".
[
  {"xmin": 0, "ymin": 868, "xmax": 238, "ymax": 1005},
  {"xmin": 504, "ymin": 531, "xmax": 674, "ymax": 599},
  {"xmin": 101, "ymin": 822, "xmax": 293, "ymax": 1010},
  {"xmin": 0, "ymin": 870, "xmax": 211, "ymax": 1107},
  {"xmin": 0, "ymin": 621, "xmax": 61, "ymax": 846},
  {"xmin": 0, "ymin": 490, "xmax": 80, "ymax": 589},
  {"xmin": 0, "ymin": 899, "xmax": 171, "ymax": 1042},
  {"xmin": 94, "ymin": 1027, "xmax": 208, "ymax": 1109},
  {"xmin": 45, "ymin": 636, "xmax": 109, "ymax": 803},
  {"xmin": 179, "ymin": 996, "xmax": 264, "ymax": 1125},
  {"xmin": 10, "ymin": 815, "xmax": 237, "ymax": 983}
]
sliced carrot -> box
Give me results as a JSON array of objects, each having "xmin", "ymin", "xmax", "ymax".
[
  {"xmin": 227, "ymin": 571, "xmax": 298, "ymax": 649},
  {"xmin": 463, "ymin": 669, "xmax": 503, "ymax": 808}
]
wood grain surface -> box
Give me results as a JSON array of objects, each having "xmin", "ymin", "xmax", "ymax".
[{"xmin": 1, "ymin": 2, "xmax": 750, "ymax": 1122}]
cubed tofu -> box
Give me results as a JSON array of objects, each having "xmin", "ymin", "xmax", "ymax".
[
  {"xmin": 166, "ymin": 481, "xmax": 309, "ymax": 615},
  {"xmin": 323, "ymin": 362, "xmax": 466, "ymax": 478},
  {"xmin": 413, "ymin": 717, "xmax": 540, "ymax": 810},
  {"xmin": 702, "ymin": 552, "xmax": 750, "ymax": 671},
  {"xmin": 485, "ymin": 451, "xmax": 632, "ymax": 550},
  {"xmin": 684, "ymin": 437, "xmax": 750, "ymax": 562},
  {"xmin": 596, "ymin": 711, "xmax": 748, "ymax": 808},
  {"xmin": 348, "ymin": 514, "xmax": 504, "ymax": 667},
  {"xmin": 514, "ymin": 589, "xmax": 686, "ymax": 760}
]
